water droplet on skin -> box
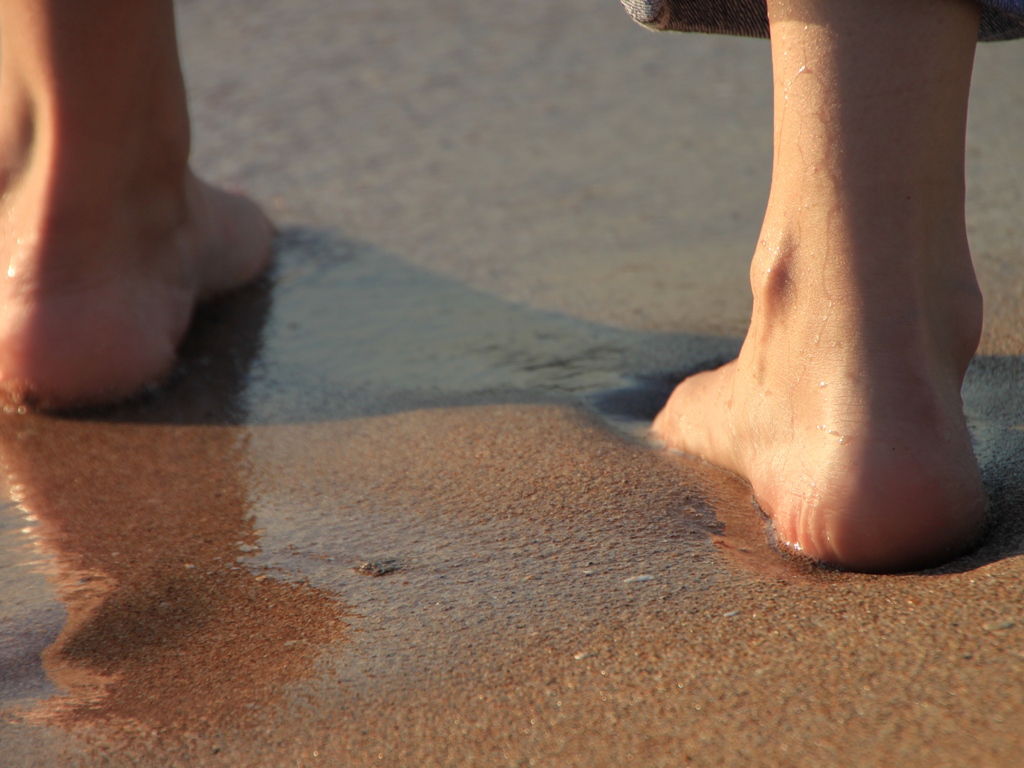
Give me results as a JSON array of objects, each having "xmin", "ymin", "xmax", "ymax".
[
  {"xmin": 818, "ymin": 425, "xmax": 846, "ymax": 442},
  {"xmin": 818, "ymin": 381, "xmax": 826, "ymax": 388},
  {"xmin": 6, "ymin": 265, "xmax": 15, "ymax": 278}
]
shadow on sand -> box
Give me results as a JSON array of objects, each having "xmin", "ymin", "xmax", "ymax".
[{"xmin": 49, "ymin": 226, "xmax": 1024, "ymax": 573}]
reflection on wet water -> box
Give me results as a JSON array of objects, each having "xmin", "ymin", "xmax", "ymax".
[
  {"xmin": 0, "ymin": 274, "xmax": 348, "ymax": 742},
  {"xmin": 0, "ymin": 419, "xmax": 346, "ymax": 736},
  {"xmin": 0, "ymin": 499, "xmax": 64, "ymax": 707}
]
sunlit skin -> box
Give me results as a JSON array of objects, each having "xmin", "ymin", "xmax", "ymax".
[
  {"xmin": 653, "ymin": 0, "xmax": 988, "ymax": 572},
  {"xmin": 0, "ymin": 0, "xmax": 272, "ymax": 408}
]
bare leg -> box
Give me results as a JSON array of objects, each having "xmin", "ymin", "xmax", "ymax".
[
  {"xmin": 653, "ymin": 0, "xmax": 986, "ymax": 571},
  {"xmin": 0, "ymin": 0, "xmax": 272, "ymax": 408}
]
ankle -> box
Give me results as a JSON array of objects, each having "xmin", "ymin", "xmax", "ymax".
[
  {"xmin": 0, "ymin": 0, "xmax": 193, "ymax": 217},
  {"xmin": 1, "ymin": 92, "xmax": 194, "ymax": 288},
  {"xmin": 751, "ymin": 199, "xmax": 982, "ymax": 368}
]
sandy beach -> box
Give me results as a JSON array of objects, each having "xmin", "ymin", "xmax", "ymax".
[{"xmin": 3, "ymin": 0, "xmax": 1024, "ymax": 765}]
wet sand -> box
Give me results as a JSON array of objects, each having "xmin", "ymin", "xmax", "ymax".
[{"xmin": 3, "ymin": 1, "xmax": 1024, "ymax": 765}]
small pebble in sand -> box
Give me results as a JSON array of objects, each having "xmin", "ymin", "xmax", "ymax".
[
  {"xmin": 355, "ymin": 558, "xmax": 402, "ymax": 577},
  {"xmin": 624, "ymin": 575, "xmax": 653, "ymax": 583},
  {"xmin": 723, "ymin": 610, "xmax": 740, "ymax": 618},
  {"xmin": 574, "ymin": 652, "xmax": 590, "ymax": 660},
  {"xmin": 982, "ymin": 620, "xmax": 1015, "ymax": 632}
]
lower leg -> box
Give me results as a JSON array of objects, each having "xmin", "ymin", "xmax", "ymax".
[
  {"xmin": 654, "ymin": 0, "xmax": 986, "ymax": 571},
  {"xmin": 0, "ymin": 0, "xmax": 272, "ymax": 408}
]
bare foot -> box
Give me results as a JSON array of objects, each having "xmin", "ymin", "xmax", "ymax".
[
  {"xmin": 0, "ymin": 173, "xmax": 272, "ymax": 409},
  {"xmin": 0, "ymin": 0, "xmax": 273, "ymax": 409},
  {"xmin": 653, "ymin": 233, "xmax": 987, "ymax": 572},
  {"xmin": 653, "ymin": 0, "xmax": 988, "ymax": 572}
]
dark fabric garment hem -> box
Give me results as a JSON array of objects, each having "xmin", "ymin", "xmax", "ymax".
[{"xmin": 621, "ymin": 0, "xmax": 1024, "ymax": 42}]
